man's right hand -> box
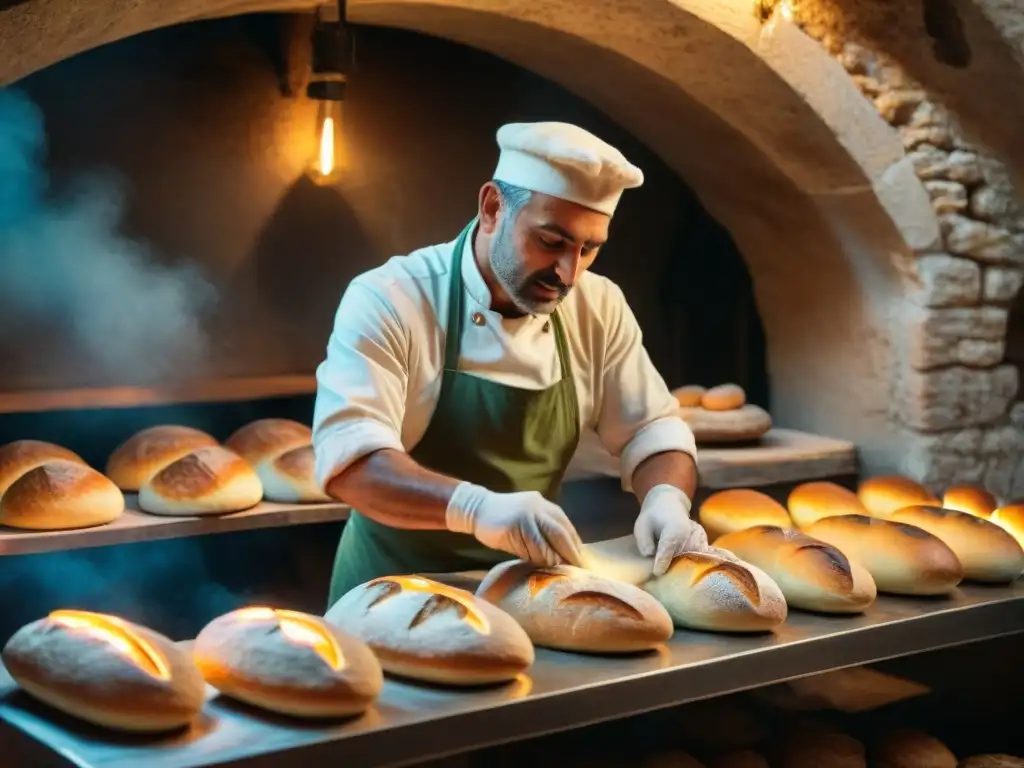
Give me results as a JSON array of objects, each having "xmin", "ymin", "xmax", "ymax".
[{"xmin": 446, "ymin": 482, "xmax": 584, "ymax": 567}]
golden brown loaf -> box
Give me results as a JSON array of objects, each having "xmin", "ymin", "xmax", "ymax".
[
  {"xmin": 959, "ymin": 756, "xmax": 1024, "ymax": 768},
  {"xmin": 858, "ymin": 475, "xmax": 940, "ymax": 519},
  {"xmin": 787, "ymin": 481, "xmax": 868, "ymax": 528},
  {"xmin": 2, "ymin": 610, "xmax": 206, "ymax": 732},
  {"xmin": 193, "ymin": 606, "xmax": 382, "ymax": 718},
  {"xmin": 256, "ymin": 444, "xmax": 330, "ymax": 504},
  {"xmin": 873, "ymin": 730, "xmax": 957, "ymax": 768},
  {"xmin": 138, "ymin": 446, "xmax": 263, "ymax": 516},
  {"xmin": 105, "ymin": 425, "xmax": 219, "ymax": 492},
  {"xmin": 0, "ymin": 461, "xmax": 124, "ymax": 530},
  {"xmin": 325, "ymin": 575, "xmax": 534, "ymax": 685},
  {"xmin": 679, "ymin": 404, "xmax": 773, "ymax": 444},
  {"xmin": 643, "ymin": 551, "xmax": 787, "ymax": 632},
  {"xmin": 890, "ymin": 505, "xmax": 1024, "ymax": 583},
  {"xmin": 476, "ymin": 561, "xmax": 673, "ymax": 653},
  {"xmin": 714, "ymin": 526, "xmax": 876, "ymax": 614},
  {"xmin": 701, "ymin": 383, "xmax": 746, "ymax": 411},
  {"xmin": 990, "ymin": 504, "xmax": 1024, "ymax": 549},
  {"xmin": 775, "ymin": 727, "xmax": 867, "ymax": 768},
  {"xmin": 224, "ymin": 418, "xmax": 312, "ymax": 467},
  {"xmin": 698, "ymin": 489, "xmax": 793, "ymax": 542},
  {"xmin": 707, "ymin": 751, "xmax": 769, "ymax": 768},
  {"xmin": 672, "ymin": 385, "xmax": 707, "ymax": 408},
  {"xmin": 943, "ymin": 486, "xmax": 998, "ymax": 518},
  {"xmin": 0, "ymin": 439, "xmax": 87, "ymax": 498},
  {"xmin": 805, "ymin": 514, "xmax": 963, "ymax": 595}
]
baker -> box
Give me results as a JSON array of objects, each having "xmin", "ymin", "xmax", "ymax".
[{"xmin": 314, "ymin": 121, "xmax": 705, "ymax": 607}]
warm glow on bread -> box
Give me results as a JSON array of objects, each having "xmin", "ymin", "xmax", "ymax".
[
  {"xmin": 325, "ymin": 576, "xmax": 534, "ymax": 685},
  {"xmin": 714, "ymin": 526, "xmax": 876, "ymax": 614},
  {"xmin": 138, "ymin": 446, "xmax": 263, "ymax": 516},
  {"xmin": 2, "ymin": 610, "xmax": 205, "ymax": 732},
  {"xmin": 194, "ymin": 606, "xmax": 382, "ymax": 718},
  {"xmin": 0, "ymin": 461, "xmax": 124, "ymax": 530},
  {"xmin": 701, "ymin": 383, "xmax": 746, "ymax": 411},
  {"xmin": 257, "ymin": 444, "xmax": 330, "ymax": 503},
  {"xmin": 672, "ymin": 385, "xmax": 707, "ymax": 407},
  {"xmin": 643, "ymin": 552, "xmax": 787, "ymax": 632},
  {"xmin": 0, "ymin": 440, "xmax": 88, "ymax": 499},
  {"xmin": 873, "ymin": 729, "xmax": 957, "ymax": 768},
  {"xmin": 699, "ymin": 489, "xmax": 793, "ymax": 541},
  {"xmin": 787, "ymin": 482, "xmax": 867, "ymax": 528},
  {"xmin": 477, "ymin": 560, "xmax": 672, "ymax": 653},
  {"xmin": 224, "ymin": 419, "xmax": 312, "ymax": 467},
  {"xmin": 890, "ymin": 506, "xmax": 1024, "ymax": 583},
  {"xmin": 805, "ymin": 514, "xmax": 963, "ymax": 595},
  {"xmin": 857, "ymin": 476, "xmax": 939, "ymax": 519},
  {"xmin": 775, "ymin": 726, "xmax": 866, "ymax": 768},
  {"xmin": 990, "ymin": 504, "xmax": 1024, "ymax": 549},
  {"xmin": 105, "ymin": 425, "xmax": 219, "ymax": 492},
  {"xmin": 942, "ymin": 485, "xmax": 998, "ymax": 518}
]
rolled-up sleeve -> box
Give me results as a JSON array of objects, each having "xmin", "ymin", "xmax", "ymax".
[
  {"xmin": 313, "ymin": 280, "xmax": 410, "ymax": 490},
  {"xmin": 594, "ymin": 283, "xmax": 697, "ymax": 491}
]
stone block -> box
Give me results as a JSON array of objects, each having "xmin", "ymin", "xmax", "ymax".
[
  {"xmin": 940, "ymin": 214, "xmax": 1022, "ymax": 264},
  {"xmin": 901, "ymin": 125, "xmax": 954, "ymax": 151},
  {"xmin": 984, "ymin": 454, "xmax": 1017, "ymax": 499},
  {"xmin": 875, "ymin": 90, "xmax": 927, "ymax": 125},
  {"xmin": 924, "ymin": 180, "xmax": 968, "ymax": 213},
  {"xmin": 983, "ymin": 267, "xmax": 1024, "ymax": 302},
  {"xmin": 956, "ymin": 339, "xmax": 1005, "ymax": 367},
  {"xmin": 898, "ymin": 365, "xmax": 1018, "ymax": 430},
  {"xmin": 945, "ymin": 151, "xmax": 984, "ymax": 186},
  {"xmin": 906, "ymin": 145, "xmax": 950, "ymax": 181},
  {"xmin": 910, "ymin": 253, "xmax": 981, "ymax": 307}
]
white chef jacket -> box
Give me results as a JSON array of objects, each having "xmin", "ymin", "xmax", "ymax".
[{"xmin": 313, "ymin": 227, "xmax": 697, "ymax": 493}]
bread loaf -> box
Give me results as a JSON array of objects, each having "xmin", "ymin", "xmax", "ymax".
[
  {"xmin": 698, "ymin": 489, "xmax": 793, "ymax": 542},
  {"xmin": 0, "ymin": 461, "xmax": 124, "ymax": 530},
  {"xmin": 325, "ymin": 575, "xmax": 534, "ymax": 685},
  {"xmin": 775, "ymin": 727, "xmax": 866, "ymax": 768},
  {"xmin": 787, "ymin": 482, "xmax": 868, "ymax": 528},
  {"xmin": 679, "ymin": 404, "xmax": 773, "ymax": 443},
  {"xmin": 644, "ymin": 551, "xmax": 787, "ymax": 632},
  {"xmin": 990, "ymin": 504, "xmax": 1024, "ymax": 549},
  {"xmin": 890, "ymin": 505, "xmax": 1024, "ymax": 583},
  {"xmin": 707, "ymin": 751, "xmax": 769, "ymax": 768},
  {"xmin": 714, "ymin": 526, "xmax": 876, "ymax": 614},
  {"xmin": 702, "ymin": 383, "xmax": 746, "ymax": 411},
  {"xmin": 138, "ymin": 446, "xmax": 263, "ymax": 516},
  {"xmin": 2, "ymin": 610, "xmax": 205, "ymax": 732},
  {"xmin": 224, "ymin": 419, "xmax": 312, "ymax": 467},
  {"xmin": 193, "ymin": 606, "xmax": 382, "ymax": 718},
  {"xmin": 673, "ymin": 385, "xmax": 706, "ymax": 407},
  {"xmin": 858, "ymin": 476, "xmax": 939, "ymax": 519},
  {"xmin": 959, "ymin": 756, "xmax": 1024, "ymax": 768},
  {"xmin": 805, "ymin": 514, "xmax": 963, "ymax": 595},
  {"xmin": 873, "ymin": 730, "xmax": 957, "ymax": 768},
  {"xmin": 256, "ymin": 444, "xmax": 330, "ymax": 504},
  {"xmin": 476, "ymin": 561, "xmax": 673, "ymax": 653},
  {"xmin": 0, "ymin": 439, "xmax": 87, "ymax": 498},
  {"xmin": 943, "ymin": 486, "xmax": 998, "ymax": 518},
  {"xmin": 106, "ymin": 425, "xmax": 219, "ymax": 492}
]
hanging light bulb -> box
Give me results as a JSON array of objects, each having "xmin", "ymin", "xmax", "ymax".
[
  {"xmin": 306, "ymin": 2, "xmax": 351, "ymax": 185},
  {"xmin": 312, "ymin": 91, "xmax": 345, "ymax": 183}
]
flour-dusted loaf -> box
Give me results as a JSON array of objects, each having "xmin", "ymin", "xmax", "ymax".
[
  {"xmin": 787, "ymin": 481, "xmax": 868, "ymax": 528},
  {"xmin": 990, "ymin": 504, "xmax": 1024, "ymax": 549},
  {"xmin": 701, "ymin": 383, "xmax": 746, "ymax": 411},
  {"xmin": 858, "ymin": 476, "xmax": 939, "ymax": 519},
  {"xmin": 105, "ymin": 425, "xmax": 219, "ymax": 492},
  {"xmin": 714, "ymin": 526, "xmax": 876, "ymax": 614},
  {"xmin": 805, "ymin": 514, "xmax": 963, "ymax": 595},
  {"xmin": 476, "ymin": 560, "xmax": 672, "ymax": 653},
  {"xmin": 890, "ymin": 505, "xmax": 1024, "ymax": 583},
  {"xmin": 679, "ymin": 404, "xmax": 773, "ymax": 443},
  {"xmin": 672, "ymin": 385, "xmax": 707, "ymax": 408},
  {"xmin": 193, "ymin": 606, "xmax": 382, "ymax": 718},
  {"xmin": 873, "ymin": 730, "xmax": 957, "ymax": 768},
  {"xmin": 0, "ymin": 461, "xmax": 124, "ymax": 530},
  {"xmin": 943, "ymin": 485, "xmax": 998, "ymax": 518},
  {"xmin": 325, "ymin": 575, "xmax": 534, "ymax": 685},
  {"xmin": 698, "ymin": 489, "xmax": 793, "ymax": 542},
  {"xmin": 2, "ymin": 610, "xmax": 205, "ymax": 732},
  {"xmin": 224, "ymin": 418, "xmax": 312, "ymax": 467},
  {"xmin": 256, "ymin": 444, "xmax": 330, "ymax": 504},
  {"xmin": 0, "ymin": 439, "xmax": 87, "ymax": 498},
  {"xmin": 644, "ymin": 551, "xmax": 787, "ymax": 632},
  {"xmin": 139, "ymin": 446, "xmax": 263, "ymax": 516}
]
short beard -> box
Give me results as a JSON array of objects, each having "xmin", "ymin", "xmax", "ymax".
[{"xmin": 488, "ymin": 215, "xmax": 562, "ymax": 316}]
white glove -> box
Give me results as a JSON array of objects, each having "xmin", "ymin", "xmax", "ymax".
[
  {"xmin": 446, "ymin": 482, "xmax": 584, "ymax": 567},
  {"xmin": 634, "ymin": 484, "xmax": 708, "ymax": 576}
]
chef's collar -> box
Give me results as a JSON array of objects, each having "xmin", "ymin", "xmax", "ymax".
[{"xmin": 460, "ymin": 221, "xmax": 493, "ymax": 310}]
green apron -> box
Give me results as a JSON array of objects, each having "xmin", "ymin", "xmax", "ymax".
[{"xmin": 326, "ymin": 221, "xmax": 581, "ymax": 608}]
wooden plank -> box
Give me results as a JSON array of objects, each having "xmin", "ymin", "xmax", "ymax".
[
  {"xmin": 0, "ymin": 376, "xmax": 318, "ymax": 415},
  {"xmin": 0, "ymin": 496, "xmax": 350, "ymax": 557},
  {"xmin": 698, "ymin": 428, "xmax": 858, "ymax": 488}
]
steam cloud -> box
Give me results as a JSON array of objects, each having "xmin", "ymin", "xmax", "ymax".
[{"xmin": 0, "ymin": 87, "xmax": 216, "ymax": 385}]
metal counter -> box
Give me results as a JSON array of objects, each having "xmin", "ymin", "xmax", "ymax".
[{"xmin": 2, "ymin": 581, "xmax": 1021, "ymax": 767}]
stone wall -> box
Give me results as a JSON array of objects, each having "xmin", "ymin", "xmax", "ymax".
[{"xmin": 796, "ymin": 20, "xmax": 1024, "ymax": 499}]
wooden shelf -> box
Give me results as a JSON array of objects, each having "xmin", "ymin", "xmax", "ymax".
[
  {"xmin": 0, "ymin": 496, "xmax": 350, "ymax": 557},
  {"xmin": 697, "ymin": 428, "xmax": 858, "ymax": 488},
  {"xmin": 0, "ymin": 376, "xmax": 319, "ymax": 415}
]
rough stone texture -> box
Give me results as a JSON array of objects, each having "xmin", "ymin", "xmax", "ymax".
[
  {"xmin": 984, "ymin": 267, "xmax": 1024, "ymax": 302},
  {"xmin": 906, "ymin": 307, "xmax": 1008, "ymax": 370},
  {"xmin": 924, "ymin": 180, "xmax": 968, "ymax": 214},
  {"xmin": 910, "ymin": 253, "xmax": 982, "ymax": 307},
  {"xmin": 898, "ymin": 365, "xmax": 1018, "ymax": 431},
  {"xmin": 940, "ymin": 214, "xmax": 1022, "ymax": 264}
]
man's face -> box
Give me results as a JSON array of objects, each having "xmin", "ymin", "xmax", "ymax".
[{"xmin": 488, "ymin": 191, "xmax": 610, "ymax": 315}]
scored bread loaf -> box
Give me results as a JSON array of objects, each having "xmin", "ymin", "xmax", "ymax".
[
  {"xmin": 702, "ymin": 383, "xmax": 746, "ymax": 411},
  {"xmin": 138, "ymin": 446, "xmax": 263, "ymax": 516},
  {"xmin": 890, "ymin": 505, "xmax": 1024, "ymax": 583},
  {"xmin": 325, "ymin": 575, "xmax": 534, "ymax": 685},
  {"xmin": 672, "ymin": 385, "xmax": 707, "ymax": 407},
  {"xmin": 0, "ymin": 461, "xmax": 124, "ymax": 530},
  {"xmin": 106, "ymin": 425, "xmax": 219, "ymax": 492},
  {"xmin": 2, "ymin": 610, "xmax": 205, "ymax": 732},
  {"xmin": 873, "ymin": 730, "xmax": 957, "ymax": 768},
  {"xmin": 193, "ymin": 606, "xmax": 382, "ymax": 718},
  {"xmin": 858, "ymin": 476, "xmax": 939, "ymax": 519},
  {"xmin": 256, "ymin": 444, "xmax": 330, "ymax": 504},
  {"xmin": 787, "ymin": 481, "xmax": 868, "ymax": 528},
  {"xmin": 943, "ymin": 486, "xmax": 998, "ymax": 518},
  {"xmin": 476, "ymin": 560, "xmax": 673, "ymax": 653},
  {"xmin": 698, "ymin": 489, "xmax": 793, "ymax": 542},
  {"xmin": 990, "ymin": 504, "xmax": 1024, "ymax": 549},
  {"xmin": 224, "ymin": 418, "xmax": 312, "ymax": 467},
  {"xmin": 714, "ymin": 526, "xmax": 876, "ymax": 614},
  {"xmin": 0, "ymin": 439, "xmax": 87, "ymax": 498},
  {"xmin": 805, "ymin": 514, "xmax": 963, "ymax": 595}
]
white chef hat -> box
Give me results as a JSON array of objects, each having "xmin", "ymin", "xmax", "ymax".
[{"xmin": 492, "ymin": 122, "xmax": 644, "ymax": 216}]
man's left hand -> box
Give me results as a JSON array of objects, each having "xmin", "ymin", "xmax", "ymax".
[{"xmin": 634, "ymin": 484, "xmax": 709, "ymax": 576}]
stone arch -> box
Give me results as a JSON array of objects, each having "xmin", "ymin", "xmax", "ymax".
[{"xmin": 1, "ymin": 0, "xmax": 950, "ymax": 478}]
